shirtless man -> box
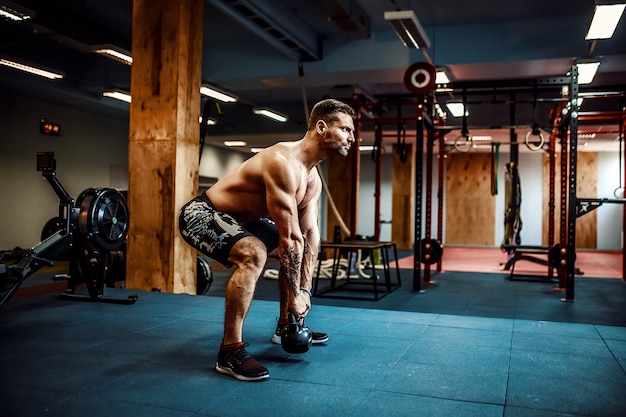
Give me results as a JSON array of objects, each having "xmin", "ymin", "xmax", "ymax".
[{"xmin": 179, "ymin": 99, "xmax": 356, "ymax": 381}]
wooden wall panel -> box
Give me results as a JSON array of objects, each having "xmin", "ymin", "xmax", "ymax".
[
  {"xmin": 445, "ymin": 152, "xmax": 495, "ymax": 245},
  {"xmin": 391, "ymin": 144, "xmax": 415, "ymax": 249},
  {"xmin": 542, "ymin": 152, "xmax": 597, "ymax": 249},
  {"xmin": 576, "ymin": 152, "xmax": 598, "ymax": 248},
  {"xmin": 542, "ymin": 152, "xmax": 560, "ymax": 247}
]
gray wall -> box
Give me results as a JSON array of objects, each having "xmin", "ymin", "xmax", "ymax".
[
  {"xmin": 597, "ymin": 152, "xmax": 624, "ymax": 250},
  {"xmin": 0, "ymin": 92, "xmax": 248, "ymax": 250},
  {"xmin": 0, "ymin": 93, "xmax": 129, "ymax": 249}
]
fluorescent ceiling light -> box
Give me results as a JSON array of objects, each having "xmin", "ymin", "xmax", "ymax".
[
  {"xmin": 0, "ymin": 57, "xmax": 63, "ymax": 79},
  {"xmin": 92, "ymin": 44, "xmax": 133, "ymax": 65},
  {"xmin": 585, "ymin": 3, "xmax": 626, "ymax": 40},
  {"xmin": 0, "ymin": 1, "xmax": 34, "ymax": 21},
  {"xmin": 200, "ymin": 85, "xmax": 237, "ymax": 103},
  {"xmin": 253, "ymin": 107, "xmax": 288, "ymax": 122},
  {"xmin": 224, "ymin": 140, "xmax": 247, "ymax": 147},
  {"xmin": 199, "ymin": 116, "xmax": 216, "ymax": 125},
  {"xmin": 445, "ymin": 103, "xmax": 468, "ymax": 118},
  {"xmin": 251, "ymin": 147, "xmax": 265, "ymax": 153},
  {"xmin": 435, "ymin": 69, "xmax": 450, "ymax": 84},
  {"xmin": 384, "ymin": 10, "xmax": 430, "ymax": 49},
  {"xmin": 576, "ymin": 61, "xmax": 600, "ymax": 84},
  {"xmin": 103, "ymin": 90, "xmax": 131, "ymax": 103}
]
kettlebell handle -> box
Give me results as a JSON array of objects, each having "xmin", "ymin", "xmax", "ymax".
[
  {"xmin": 281, "ymin": 312, "xmax": 313, "ymax": 354},
  {"xmin": 288, "ymin": 312, "xmax": 301, "ymax": 329}
]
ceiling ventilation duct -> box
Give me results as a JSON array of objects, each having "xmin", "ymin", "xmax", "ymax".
[
  {"xmin": 207, "ymin": 0, "xmax": 322, "ymax": 61},
  {"xmin": 312, "ymin": 0, "xmax": 371, "ymax": 40}
]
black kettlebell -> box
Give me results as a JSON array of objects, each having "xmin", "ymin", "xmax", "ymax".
[{"xmin": 280, "ymin": 313, "xmax": 312, "ymax": 354}]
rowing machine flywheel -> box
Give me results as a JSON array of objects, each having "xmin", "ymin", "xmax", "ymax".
[{"xmin": 76, "ymin": 188, "xmax": 129, "ymax": 251}]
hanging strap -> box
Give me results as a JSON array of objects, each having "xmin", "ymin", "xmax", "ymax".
[{"xmin": 491, "ymin": 142, "xmax": 500, "ymax": 196}]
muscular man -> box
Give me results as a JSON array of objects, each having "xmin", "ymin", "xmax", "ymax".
[{"xmin": 179, "ymin": 99, "xmax": 356, "ymax": 381}]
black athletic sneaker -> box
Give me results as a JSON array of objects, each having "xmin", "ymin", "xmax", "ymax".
[
  {"xmin": 271, "ymin": 321, "xmax": 329, "ymax": 345},
  {"xmin": 215, "ymin": 343, "xmax": 269, "ymax": 381}
]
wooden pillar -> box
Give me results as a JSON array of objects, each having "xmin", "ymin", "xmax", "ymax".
[
  {"xmin": 126, "ymin": 0, "xmax": 203, "ymax": 294},
  {"xmin": 392, "ymin": 143, "xmax": 416, "ymax": 249},
  {"xmin": 326, "ymin": 147, "xmax": 358, "ymax": 241}
]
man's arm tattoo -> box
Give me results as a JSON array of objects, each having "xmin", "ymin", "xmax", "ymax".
[
  {"xmin": 280, "ymin": 245, "xmax": 302, "ymax": 293},
  {"xmin": 301, "ymin": 238, "xmax": 316, "ymax": 286}
]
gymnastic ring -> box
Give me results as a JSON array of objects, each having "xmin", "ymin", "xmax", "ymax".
[
  {"xmin": 525, "ymin": 130, "xmax": 544, "ymax": 151},
  {"xmin": 454, "ymin": 134, "xmax": 474, "ymax": 153},
  {"xmin": 614, "ymin": 186, "xmax": 625, "ymax": 199}
]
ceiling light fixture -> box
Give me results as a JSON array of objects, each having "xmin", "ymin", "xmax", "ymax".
[
  {"xmin": 103, "ymin": 90, "xmax": 131, "ymax": 103},
  {"xmin": 199, "ymin": 116, "xmax": 217, "ymax": 125},
  {"xmin": 576, "ymin": 60, "xmax": 601, "ymax": 84},
  {"xmin": 0, "ymin": 1, "xmax": 35, "ymax": 21},
  {"xmin": 0, "ymin": 57, "xmax": 63, "ymax": 79},
  {"xmin": 200, "ymin": 85, "xmax": 237, "ymax": 103},
  {"xmin": 585, "ymin": 2, "xmax": 626, "ymax": 40},
  {"xmin": 224, "ymin": 140, "xmax": 247, "ymax": 147},
  {"xmin": 435, "ymin": 69, "xmax": 450, "ymax": 84},
  {"xmin": 92, "ymin": 44, "xmax": 133, "ymax": 65},
  {"xmin": 445, "ymin": 103, "xmax": 468, "ymax": 118},
  {"xmin": 384, "ymin": 10, "xmax": 431, "ymax": 49},
  {"xmin": 253, "ymin": 107, "xmax": 288, "ymax": 123}
]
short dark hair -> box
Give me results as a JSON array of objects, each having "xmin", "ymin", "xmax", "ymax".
[{"xmin": 307, "ymin": 99, "xmax": 355, "ymax": 130}]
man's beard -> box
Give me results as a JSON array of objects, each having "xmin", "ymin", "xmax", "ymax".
[{"xmin": 323, "ymin": 131, "xmax": 349, "ymax": 156}]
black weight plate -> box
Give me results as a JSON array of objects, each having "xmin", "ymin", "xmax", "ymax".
[
  {"xmin": 41, "ymin": 216, "xmax": 64, "ymax": 241},
  {"xmin": 197, "ymin": 254, "xmax": 213, "ymax": 295},
  {"xmin": 548, "ymin": 244, "xmax": 576, "ymax": 269},
  {"xmin": 105, "ymin": 249, "xmax": 126, "ymax": 286},
  {"xmin": 420, "ymin": 238, "xmax": 443, "ymax": 264}
]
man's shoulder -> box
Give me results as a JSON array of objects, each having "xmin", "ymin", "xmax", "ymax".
[{"xmin": 256, "ymin": 142, "xmax": 300, "ymax": 166}]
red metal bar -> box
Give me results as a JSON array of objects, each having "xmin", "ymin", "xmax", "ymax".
[
  {"xmin": 547, "ymin": 104, "xmax": 565, "ymax": 278},
  {"xmin": 373, "ymin": 119, "xmax": 383, "ymax": 241}
]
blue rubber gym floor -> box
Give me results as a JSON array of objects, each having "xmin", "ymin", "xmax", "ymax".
[{"xmin": 1, "ymin": 263, "xmax": 625, "ymax": 417}]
